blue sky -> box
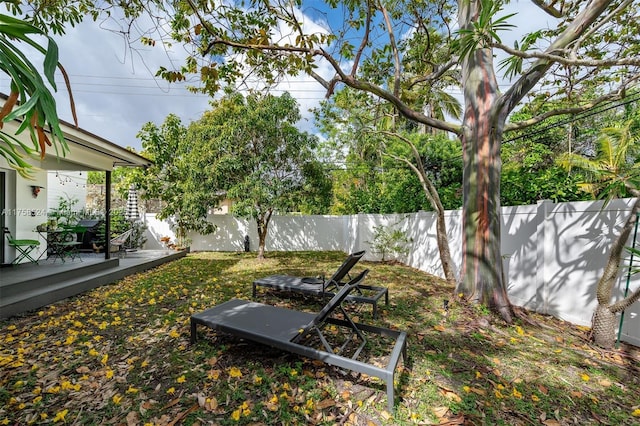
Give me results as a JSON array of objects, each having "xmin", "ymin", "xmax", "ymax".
[{"xmin": 1, "ymin": 2, "xmax": 551, "ymax": 153}]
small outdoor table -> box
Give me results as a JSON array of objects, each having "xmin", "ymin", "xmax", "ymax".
[{"xmin": 45, "ymin": 229, "xmax": 83, "ymax": 262}]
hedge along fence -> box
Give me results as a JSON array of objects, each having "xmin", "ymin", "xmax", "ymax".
[{"xmin": 144, "ymin": 198, "xmax": 640, "ymax": 347}]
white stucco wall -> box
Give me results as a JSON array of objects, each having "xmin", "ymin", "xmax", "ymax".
[
  {"xmin": 47, "ymin": 171, "xmax": 88, "ymax": 212},
  {"xmin": 1, "ymin": 166, "xmax": 49, "ymax": 262}
]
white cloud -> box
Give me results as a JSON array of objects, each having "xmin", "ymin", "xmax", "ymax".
[
  {"xmin": 43, "ymin": 7, "xmax": 335, "ymax": 150},
  {"xmin": 45, "ymin": 18, "xmax": 211, "ymax": 151}
]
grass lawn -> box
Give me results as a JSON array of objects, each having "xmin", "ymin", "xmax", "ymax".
[{"xmin": 1, "ymin": 251, "xmax": 639, "ymax": 425}]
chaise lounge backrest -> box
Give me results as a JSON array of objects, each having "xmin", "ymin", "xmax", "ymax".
[
  {"xmin": 325, "ymin": 250, "xmax": 365, "ymax": 286},
  {"xmin": 295, "ymin": 269, "xmax": 369, "ymax": 340}
]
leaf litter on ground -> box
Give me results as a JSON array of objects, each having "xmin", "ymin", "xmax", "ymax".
[{"xmin": 1, "ymin": 251, "xmax": 639, "ymax": 425}]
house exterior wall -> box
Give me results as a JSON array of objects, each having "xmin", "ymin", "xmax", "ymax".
[
  {"xmin": 47, "ymin": 171, "xmax": 88, "ymax": 212},
  {"xmin": 1, "ymin": 165, "xmax": 49, "ymax": 263},
  {"xmin": 0, "ymin": 101, "xmax": 150, "ymax": 265}
]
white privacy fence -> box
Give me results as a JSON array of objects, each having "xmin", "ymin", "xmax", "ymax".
[{"xmin": 144, "ymin": 198, "xmax": 640, "ymax": 346}]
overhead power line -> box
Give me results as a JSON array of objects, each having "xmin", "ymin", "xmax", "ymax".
[{"xmin": 504, "ymin": 93, "xmax": 640, "ymax": 143}]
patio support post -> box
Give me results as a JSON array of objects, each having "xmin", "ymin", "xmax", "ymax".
[{"xmin": 105, "ymin": 171, "xmax": 111, "ymax": 260}]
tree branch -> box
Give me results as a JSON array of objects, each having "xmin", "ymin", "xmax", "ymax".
[
  {"xmin": 379, "ymin": 132, "xmax": 428, "ymax": 183},
  {"xmin": 570, "ymin": 0, "xmax": 634, "ymax": 56},
  {"xmin": 505, "ymin": 87, "xmax": 628, "ymax": 131},
  {"xmin": 407, "ymin": 59, "xmax": 459, "ymax": 90},
  {"xmin": 493, "ymin": 42, "xmax": 640, "ymax": 68},
  {"xmin": 610, "ymin": 285, "xmax": 640, "ymax": 313},
  {"xmin": 380, "ymin": 4, "xmax": 401, "ymax": 97},
  {"xmin": 341, "ymin": 75, "xmax": 461, "ymax": 133},
  {"xmin": 185, "ymin": 0, "xmax": 461, "ymax": 134},
  {"xmin": 378, "ymin": 130, "xmax": 442, "ymax": 210},
  {"xmin": 531, "ymin": 0, "xmax": 563, "ymax": 18},
  {"xmin": 500, "ymin": 0, "xmax": 616, "ymax": 116},
  {"xmin": 350, "ymin": 1, "xmax": 372, "ymax": 77}
]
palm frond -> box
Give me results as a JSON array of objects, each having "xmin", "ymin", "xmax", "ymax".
[{"xmin": 0, "ymin": 13, "xmax": 73, "ymax": 178}]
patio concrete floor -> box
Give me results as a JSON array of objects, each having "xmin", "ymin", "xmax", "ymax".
[{"xmin": 0, "ymin": 249, "xmax": 186, "ymax": 319}]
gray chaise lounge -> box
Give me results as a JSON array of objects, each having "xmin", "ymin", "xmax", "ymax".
[
  {"xmin": 191, "ymin": 270, "xmax": 407, "ymax": 412},
  {"xmin": 252, "ymin": 250, "xmax": 389, "ymax": 318}
]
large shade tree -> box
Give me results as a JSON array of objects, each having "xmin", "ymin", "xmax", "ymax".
[
  {"xmin": 187, "ymin": 91, "xmax": 331, "ymax": 259},
  {"xmin": 136, "ymin": 114, "xmax": 218, "ymax": 244}
]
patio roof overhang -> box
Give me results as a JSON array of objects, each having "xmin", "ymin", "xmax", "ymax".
[
  {"xmin": 1, "ymin": 93, "xmax": 152, "ymax": 172},
  {"xmin": 1, "ymin": 120, "xmax": 152, "ymax": 172}
]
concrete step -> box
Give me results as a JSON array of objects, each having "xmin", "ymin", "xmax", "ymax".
[
  {"xmin": 0, "ymin": 258, "xmax": 119, "ymax": 300},
  {"xmin": 0, "ymin": 250, "xmax": 187, "ymax": 319},
  {"xmin": 0, "ymin": 260, "xmax": 121, "ymax": 318}
]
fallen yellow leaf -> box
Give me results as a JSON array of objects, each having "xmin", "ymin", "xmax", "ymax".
[
  {"xmin": 433, "ymin": 406, "xmax": 449, "ymax": 418},
  {"xmin": 315, "ymin": 398, "xmax": 335, "ymax": 409},
  {"xmin": 205, "ymin": 396, "xmax": 218, "ymax": 411},
  {"xmin": 469, "ymin": 387, "xmax": 486, "ymax": 396},
  {"xmin": 441, "ymin": 389, "xmax": 462, "ymax": 402}
]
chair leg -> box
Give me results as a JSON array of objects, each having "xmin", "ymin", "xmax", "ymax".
[
  {"xmin": 12, "ymin": 248, "xmax": 26, "ymax": 264},
  {"xmin": 51, "ymin": 244, "xmax": 64, "ymax": 263},
  {"xmin": 190, "ymin": 320, "xmax": 198, "ymax": 344},
  {"xmin": 68, "ymin": 244, "xmax": 82, "ymax": 262},
  {"xmin": 386, "ymin": 379, "xmax": 395, "ymax": 413},
  {"xmin": 12, "ymin": 245, "xmax": 39, "ymax": 264}
]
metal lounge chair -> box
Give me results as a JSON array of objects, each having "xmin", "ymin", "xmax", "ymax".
[
  {"xmin": 191, "ymin": 270, "xmax": 407, "ymax": 412},
  {"xmin": 109, "ymin": 229, "xmax": 133, "ymax": 257},
  {"xmin": 252, "ymin": 250, "xmax": 389, "ymax": 318},
  {"xmin": 3, "ymin": 227, "xmax": 41, "ymax": 264}
]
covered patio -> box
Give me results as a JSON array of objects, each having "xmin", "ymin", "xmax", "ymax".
[
  {"xmin": 1, "ymin": 97, "xmax": 153, "ymax": 267},
  {"xmin": 0, "ymin": 94, "xmax": 171, "ymax": 318}
]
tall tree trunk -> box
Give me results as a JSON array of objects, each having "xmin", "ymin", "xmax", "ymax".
[
  {"xmin": 257, "ymin": 227, "xmax": 266, "ymax": 259},
  {"xmin": 592, "ymin": 195, "xmax": 640, "ymax": 348},
  {"xmin": 435, "ymin": 204, "xmax": 456, "ymax": 285},
  {"xmin": 419, "ymin": 166, "xmax": 457, "ymax": 285},
  {"xmin": 256, "ymin": 208, "xmax": 272, "ymax": 260},
  {"xmin": 451, "ymin": 0, "xmax": 615, "ymax": 322},
  {"xmin": 409, "ymin": 140, "xmax": 457, "ymax": 285},
  {"xmin": 456, "ymin": 12, "xmax": 513, "ymax": 322},
  {"xmin": 256, "ymin": 219, "xmax": 267, "ymax": 260},
  {"xmin": 382, "ymin": 132, "xmax": 457, "ymax": 285}
]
